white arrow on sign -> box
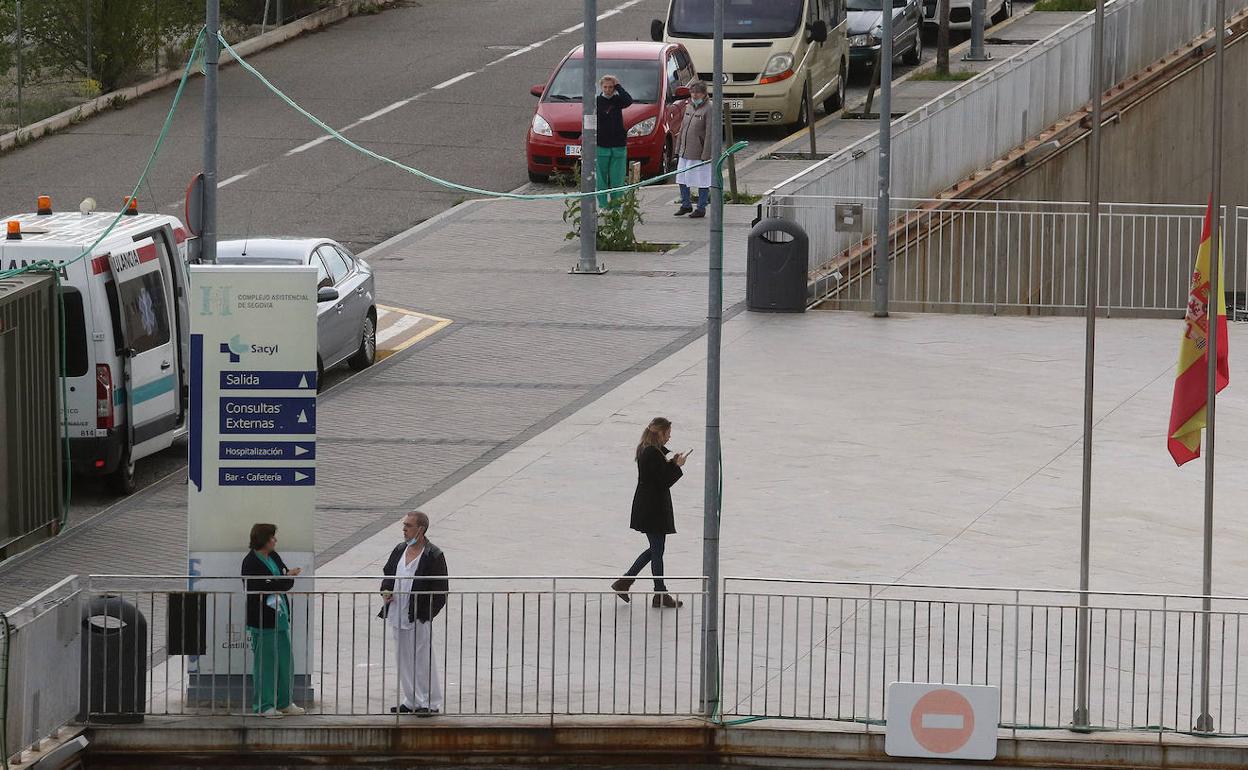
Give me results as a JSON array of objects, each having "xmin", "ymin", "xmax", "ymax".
[
  {"xmin": 295, "ymin": 445, "xmax": 309, "ymax": 456},
  {"xmin": 297, "ymin": 410, "xmax": 308, "ymax": 423},
  {"xmin": 299, "ymin": 375, "xmax": 309, "ymax": 389},
  {"xmin": 295, "ymin": 471, "xmax": 309, "ymax": 482}
]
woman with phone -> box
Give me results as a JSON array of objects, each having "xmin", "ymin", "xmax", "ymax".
[{"xmin": 611, "ymin": 417, "xmax": 688, "ymax": 608}]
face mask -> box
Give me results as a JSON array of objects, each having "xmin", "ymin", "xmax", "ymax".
[
  {"xmin": 406, "ymin": 537, "xmax": 421, "ymax": 547},
  {"xmin": 691, "ymin": 97, "xmax": 705, "ymax": 107}
]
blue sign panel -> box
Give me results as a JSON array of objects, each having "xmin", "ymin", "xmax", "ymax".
[
  {"xmin": 219, "ymin": 370, "xmax": 317, "ymax": 390},
  {"xmin": 219, "ymin": 467, "xmax": 316, "ymax": 486},
  {"xmin": 218, "ymin": 441, "xmax": 316, "ymax": 461},
  {"xmin": 219, "ymin": 396, "xmax": 316, "ymax": 434}
]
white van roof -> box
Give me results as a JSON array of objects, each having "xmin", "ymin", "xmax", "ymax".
[{"xmin": 2, "ymin": 212, "xmax": 185, "ymax": 249}]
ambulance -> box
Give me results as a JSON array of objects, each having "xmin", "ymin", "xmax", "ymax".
[{"xmin": 1, "ymin": 197, "xmax": 192, "ymax": 494}]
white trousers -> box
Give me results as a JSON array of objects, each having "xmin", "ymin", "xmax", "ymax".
[{"xmin": 392, "ymin": 620, "xmax": 443, "ymax": 710}]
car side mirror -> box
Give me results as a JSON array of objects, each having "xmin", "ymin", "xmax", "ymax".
[
  {"xmin": 650, "ymin": 19, "xmax": 665, "ymax": 42},
  {"xmin": 317, "ymin": 286, "xmax": 340, "ymax": 303},
  {"xmin": 672, "ymin": 86, "xmax": 691, "ymax": 101},
  {"xmin": 530, "ymin": 84, "xmax": 545, "ymax": 97},
  {"xmin": 809, "ymin": 19, "xmax": 829, "ymax": 44}
]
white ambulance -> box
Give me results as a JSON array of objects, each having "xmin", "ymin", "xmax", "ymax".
[{"xmin": 1, "ymin": 197, "xmax": 192, "ymax": 493}]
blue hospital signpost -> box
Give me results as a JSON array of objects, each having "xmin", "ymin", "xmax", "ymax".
[{"xmin": 186, "ymin": 265, "xmax": 318, "ymax": 705}]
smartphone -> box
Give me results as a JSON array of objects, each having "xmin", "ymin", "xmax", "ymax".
[{"xmin": 685, "ymin": 448, "xmax": 695, "ymax": 457}]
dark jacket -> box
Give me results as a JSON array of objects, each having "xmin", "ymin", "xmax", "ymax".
[
  {"xmin": 596, "ymin": 85, "xmax": 634, "ymax": 148},
  {"xmin": 630, "ymin": 445, "xmax": 682, "ymax": 535},
  {"xmin": 377, "ymin": 540, "xmax": 449, "ymax": 623},
  {"xmin": 241, "ymin": 550, "xmax": 294, "ymax": 630}
]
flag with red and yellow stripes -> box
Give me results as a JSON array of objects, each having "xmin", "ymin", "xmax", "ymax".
[{"xmin": 1168, "ymin": 202, "xmax": 1229, "ymax": 466}]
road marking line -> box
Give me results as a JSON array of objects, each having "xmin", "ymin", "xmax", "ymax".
[
  {"xmin": 286, "ymin": 135, "xmax": 332, "ymax": 155},
  {"xmin": 218, "ymin": 173, "xmax": 249, "ymax": 188},
  {"xmin": 433, "ymin": 71, "xmax": 475, "ymax": 90},
  {"xmin": 376, "ymin": 314, "xmax": 423, "ymax": 347},
  {"xmin": 375, "ymin": 304, "xmax": 452, "ymax": 359},
  {"xmin": 360, "ymin": 99, "xmax": 412, "ymax": 122}
]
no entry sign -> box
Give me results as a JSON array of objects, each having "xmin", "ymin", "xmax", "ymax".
[{"xmin": 885, "ymin": 683, "xmax": 1000, "ymax": 760}]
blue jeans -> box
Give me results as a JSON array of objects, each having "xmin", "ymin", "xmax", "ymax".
[
  {"xmin": 679, "ymin": 184, "xmax": 709, "ymax": 210},
  {"xmin": 625, "ymin": 532, "xmax": 668, "ymax": 591}
]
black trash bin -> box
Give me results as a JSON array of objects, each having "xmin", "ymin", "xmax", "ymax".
[
  {"xmin": 79, "ymin": 595, "xmax": 147, "ymax": 723},
  {"xmin": 747, "ymin": 217, "xmax": 808, "ymax": 312}
]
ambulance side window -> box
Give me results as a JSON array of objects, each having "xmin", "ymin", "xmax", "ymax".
[
  {"xmin": 60, "ymin": 288, "xmax": 88, "ymax": 377},
  {"xmin": 104, "ymin": 281, "xmax": 125, "ymax": 355},
  {"xmin": 115, "ymin": 270, "xmax": 171, "ymax": 354}
]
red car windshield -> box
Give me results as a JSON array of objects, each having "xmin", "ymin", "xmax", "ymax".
[{"xmin": 543, "ymin": 59, "xmax": 661, "ymax": 104}]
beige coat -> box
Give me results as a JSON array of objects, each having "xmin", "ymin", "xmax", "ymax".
[{"xmin": 676, "ymin": 100, "xmax": 713, "ymax": 162}]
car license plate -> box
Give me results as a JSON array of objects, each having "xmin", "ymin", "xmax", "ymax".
[
  {"xmin": 726, "ymin": 99, "xmax": 745, "ymax": 110},
  {"xmin": 565, "ymin": 144, "xmax": 582, "ymax": 157}
]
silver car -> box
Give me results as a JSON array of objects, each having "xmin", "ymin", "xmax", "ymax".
[{"xmin": 216, "ymin": 238, "xmax": 377, "ymax": 381}]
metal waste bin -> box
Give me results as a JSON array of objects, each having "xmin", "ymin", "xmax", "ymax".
[
  {"xmin": 747, "ymin": 217, "xmax": 808, "ymax": 312},
  {"xmin": 79, "ymin": 595, "xmax": 147, "ymax": 723}
]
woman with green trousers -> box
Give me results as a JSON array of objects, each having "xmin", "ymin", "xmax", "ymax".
[
  {"xmin": 241, "ymin": 523, "xmax": 305, "ymax": 718},
  {"xmin": 595, "ymin": 74, "xmax": 633, "ymax": 209}
]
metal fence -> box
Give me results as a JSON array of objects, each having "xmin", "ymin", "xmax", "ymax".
[
  {"xmin": 79, "ymin": 575, "xmax": 707, "ymax": 720},
  {"xmin": 766, "ymin": 0, "xmax": 1248, "ymax": 203},
  {"xmin": 722, "ymin": 578, "xmax": 1248, "ymax": 736},
  {"xmin": 0, "ymin": 0, "xmax": 342, "ymax": 133},
  {"xmin": 761, "ymin": 196, "xmax": 1241, "ymax": 316}
]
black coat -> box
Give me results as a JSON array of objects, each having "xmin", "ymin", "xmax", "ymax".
[
  {"xmin": 377, "ymin": 541, "xmax": 449, "ymax": 623},
  {"xmin": 241, "ymin": 550, "xmax": 294, "ymax": 630},
  {"xmin": 630, "ymin": 445, "xmax": 682, "ymax": 534},
  {"xmin": 596, "ymin": 85, "xmax": 634, "ymax": 148}
]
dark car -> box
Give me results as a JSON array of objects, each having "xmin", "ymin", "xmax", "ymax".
[{"xmin": 847, "ymin": 0, "xmax": 923, "ymax": 71}]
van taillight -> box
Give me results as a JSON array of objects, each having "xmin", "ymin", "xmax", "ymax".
[{"xmin": 96, "ymin": 364, "xmax": 114, "ymax": 429}]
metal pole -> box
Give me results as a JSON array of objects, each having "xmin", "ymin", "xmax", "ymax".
[
  {"xmin": 701, "ymin": 0, "xmax": 724, "ymax": 719},
  {"xmin": 276, "ymin": 0, "xmax": 284, "ymax": 26},
  {"xmin": 806, "ymin": 69, "xmax": 817, "ymax": 156},
  {"xmin": 1196, "ymin": 0, "xmax": 1227, "ymax": 734},
  {"xmin": 1073, "ymin": 0, "xmax": 1105, "ymax": 731},
  {"xmin": 872, "ymin": 0, "xmax": 893, "ymax": 318},
  {"xmin": 937, "ymin": 0, "xmax": 951, "ymax": 75},
  {"xmin": 723, "ymin": 111, "xmax": 738, "ymax": 200},
  {"xmin": 573, "ymin": 0, "xmax": 603, "ymax": 274},
  {"xmin": 963, "ymin": 0, "xmax": 991, "ymax": 62},
  {"xmin": 85, "ymin": 0, "xmax": 92, "ymax": 85},
  {"xmin": 15, "ymin": 0, "xmax": 22, "ymax": 129},
  {"xmin": 202, "ymin": 0, "xmax": 220, "ymax": 265}
]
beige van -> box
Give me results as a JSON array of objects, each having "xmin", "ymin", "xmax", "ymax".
[{"xmin": 651, "ymin": 0, "xmax": 849, "ymax": 129}]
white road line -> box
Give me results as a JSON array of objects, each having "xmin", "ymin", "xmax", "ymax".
[
  {"xmin": 218, "ymin": 173, "xmax": 250, "ymax": 188},
  {"xmin": 433, "ymin": 71, "xmax": 476, "ymax": 90},
  {"xmin": 286, "ymin": 135, "xmax": 333, "ymax": 155},
  {"xmin": 376, "ymin": 314, "xmax": 424, "ymax": 346},
  {"xmin": 360, "ymin": 99, "xmax": 412, "ymax": 122}
]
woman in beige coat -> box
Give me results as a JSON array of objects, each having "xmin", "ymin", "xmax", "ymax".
[{"xmin": 673, "ymin": 81, "xmax": 713, "ymax": 219}]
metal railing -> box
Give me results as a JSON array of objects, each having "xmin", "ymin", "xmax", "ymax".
[
  {"xmin": 766, "ymin": 0, "xmax": 1248, "ymax": 203},
  {"xmin": 79, "ymin": 575, "xmax": 707, "ymax": 720},
  {"xmin": 761, "ymin": 196, "xmax": 1237, "ymax": 315},
  {"xmin": 722, "ymin": 578, "xmax": 1248, "ymax": 736}
]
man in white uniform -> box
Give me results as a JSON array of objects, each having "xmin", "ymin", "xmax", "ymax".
[{"xmin": 378, "ymin": 511, "xmax": 449, "ymax": 715}]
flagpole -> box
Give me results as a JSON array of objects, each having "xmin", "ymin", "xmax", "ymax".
[
  {"xmin": 1073, "ymin": 0, "xmax": 1105, "ymax": 732},
  {"xmin": 1196, "ymin": 0, "xmax": 1226, "ymax": 735}
]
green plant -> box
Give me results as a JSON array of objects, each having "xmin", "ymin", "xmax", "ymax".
[
  {"xmin": 724, "ymin": 188, "xmax": 762, "ymax": 205},
  {"xmin": 562, "ymin": 190, "xmax": 647, "ymax": 252},
  {"xmin": 911, "ymin": 69, "xmax": 977, "ymax": 82},
  {"xmin": 1034, "ymin": 0, "xmax": 1095, "ymax": 10}
]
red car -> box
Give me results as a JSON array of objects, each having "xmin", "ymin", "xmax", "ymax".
[{"xmin": 527, "ymin": 41, "xmax": 696, "ymax": 183}]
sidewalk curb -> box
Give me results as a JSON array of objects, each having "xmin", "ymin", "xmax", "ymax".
[{"xmin": 0, "ymin": 0, "xmax": 395, "ymax": 155}]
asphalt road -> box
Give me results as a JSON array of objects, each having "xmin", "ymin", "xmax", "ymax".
[{"xmin": 3, "ymin": 0, "xmax": 1033, "ymax": 532}]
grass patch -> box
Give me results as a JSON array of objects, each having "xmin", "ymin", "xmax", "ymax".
[
  {"xmin": 911, "ymin": 69, "xmax": 978, "ymax": 82},
  {"xmin": 725, "ymin": 190, "xmax": 763, "ymax": 205},
  {"xmin": 1033, "ymin": 0, "xmax": 1095, "ymax": 10}
]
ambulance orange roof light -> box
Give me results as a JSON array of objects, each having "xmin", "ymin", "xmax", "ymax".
[
  {"xmin": 6, "ymin": 220, "xmax": 20, "ymax": 240},
  {"xmin": 123, "ymin": 197, "xmax": 139, "ymax": 216},
  {"xmin": 36, "ymin": 195, "xmax": 53, "ymax": 215}
]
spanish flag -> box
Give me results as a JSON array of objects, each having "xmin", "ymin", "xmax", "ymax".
[{"xmin": 1168, "ymin": 201, "xmax": 1229, "ymax": 466}]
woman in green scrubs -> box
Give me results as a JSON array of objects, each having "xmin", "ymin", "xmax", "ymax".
[{"xmin": 241, "ymin": 523, "xmax": 305, "ymax": 718}]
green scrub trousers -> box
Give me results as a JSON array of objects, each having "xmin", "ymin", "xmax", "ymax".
[
  {"xmin": 249, "ymin": 623, "xmax": 293, "ymax": 712},
  {"xmin": 596, "ymin": 145, "xmax": 629, "ymax": 209}
]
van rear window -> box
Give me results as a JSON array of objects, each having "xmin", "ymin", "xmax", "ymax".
[{"xmin": 60, "ymin": 288, "xmax": 88, "ymax": 377}]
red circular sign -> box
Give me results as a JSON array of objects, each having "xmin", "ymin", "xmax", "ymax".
[{"xmin": 910, "ymin": 689, "xmax": 975, "ymax": 754}]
